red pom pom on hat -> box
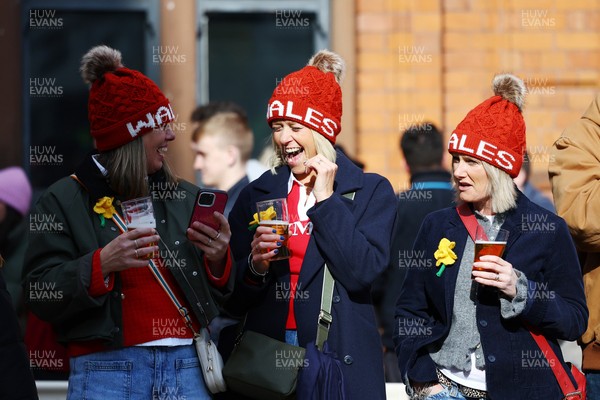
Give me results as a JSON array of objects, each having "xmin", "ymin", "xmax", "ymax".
[
  {"xmin": 267, "ymin": 50, "xmax": 344, "ymax": 144},
  {"xmin": 81, "ymin": 45, "xmax": 175, "ymax": 152},
  {"xmin": 448, "ymin": 74, "xmax": 527, "ymax": 178}
]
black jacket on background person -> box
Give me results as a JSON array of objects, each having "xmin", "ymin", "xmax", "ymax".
[
  {"xmin": 373, "ymin": 169, "xmax": 454, "ymax": 381},
  {"xmin": 0, "ymin": 269, "xmax": 38, "ymax": 399}
]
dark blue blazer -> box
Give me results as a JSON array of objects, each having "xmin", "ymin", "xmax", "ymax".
[
  {"xmin": 227, "ymin": 151, "xmax": 397, "ymax": 399},
  {"xmin": 394, "ymin": 193, "xmax": 588, "ymax": 399}
]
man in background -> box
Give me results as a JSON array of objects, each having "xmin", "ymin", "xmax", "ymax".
[
  {"xmin": 190, "ymin": 101, "xmax": 264, "ymax": 217},
  {"xmin": 374, "ymin": 122, "xmax": 455, "ymax": 381}
]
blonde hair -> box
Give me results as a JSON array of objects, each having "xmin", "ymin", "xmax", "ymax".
[
  {"xmin": 269, "ymin": 130, "xmax": 337, "ymax": 174},
  {"xmin": 192, "ymin": 112, "xmax": 253, "ymax": 162},
  {"xmin": 98, "ymin": 138, "xmax": 177, "ymax": 199},
  {"xmin": 481, "ymin": 162, "xmax": 517, "ymax": 213},
  {"xmin": 452, "ymin": 157, "xmax": 517, "ymax": 214}
]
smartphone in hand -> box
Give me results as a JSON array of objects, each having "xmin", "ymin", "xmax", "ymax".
[{"xmin": 188, "ymin": 189, "xmax": 228, "ymax": 231}]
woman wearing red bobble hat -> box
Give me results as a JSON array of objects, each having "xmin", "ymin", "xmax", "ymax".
[
  {"xmin": 224, "ymin": 50, "xmax": 397, "ymax": 398},
  {"xmin": 23, "ymin": 45, "xmax": 234, "ymax": 399},
  {"xmin": 394, "ymin": 74, "xmax": 587, "ymax": 400}
]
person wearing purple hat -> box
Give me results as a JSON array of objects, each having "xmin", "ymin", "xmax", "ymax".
[
  {"xmin": 0, "ymin": 166, "xmax": 38, "ymax": 399},
  {"xmin": 0, "ymin": 166, "xmax": 33, "ymax": 312}
]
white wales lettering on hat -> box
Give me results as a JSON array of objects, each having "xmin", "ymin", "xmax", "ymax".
[
  {"xmin": 126, "ymin": 104, "xmax": 175, "ymax": 138},
  {"xmin": 267, "ymin": 100, "xmax": 338, "ymax": 138},
  {"xmin": 448, "ymin": 132, "xmax": 516, "ymax": 172}
]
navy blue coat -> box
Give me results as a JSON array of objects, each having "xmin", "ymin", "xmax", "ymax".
[
  {"xmin": 394, "ymin": 193, "xmax": 588, "ymax": 399},
  {"xmin": 227, "ymin": 151, "xmax": 397, "ymax": 399}
]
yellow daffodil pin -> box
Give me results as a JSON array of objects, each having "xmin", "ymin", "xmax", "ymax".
[
  {"xmin": 94, "ymin": 196, "xmax": 116, "ymax": 227},
  {"xmin": 248, "ymin": 206, "xmax": 277, "ymax": 231},
  {"xmin": 434, "ymin": 238, "xmax": 457, "ymax": 277}
]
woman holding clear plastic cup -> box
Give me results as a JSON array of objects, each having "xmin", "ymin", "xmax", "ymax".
[
  {"xmin": 23, "ymin": 45, "xmax": 233, "ymax": 400},
  {"xmin": 394, "ymin": 74, "xmax": 588, "ymax": 400},
  {"xmin": 224, "ymin": 50, "xmax": 397, "ymax": 399}
]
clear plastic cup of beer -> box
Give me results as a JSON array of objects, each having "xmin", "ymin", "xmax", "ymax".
[
  {"xmin": 121, "ymin": 196, "xmax": 157, "ymax": 259},
  {"xmin": 473, "ymin": 226, "xmax": 509, "ymax": 271},
  {"xmin": 256, "ymin": 198, "xmax": 291, "ymax": 261}
]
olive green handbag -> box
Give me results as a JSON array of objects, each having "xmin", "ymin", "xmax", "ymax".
[{"xmin": 223, "ymin": 329, "xmax": 306, "ymax": 400}]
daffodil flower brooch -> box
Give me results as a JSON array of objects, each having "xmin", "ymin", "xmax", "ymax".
[
  {"xmin": 94, "ymin": 196, "xmax": 116, "ymax": 227},
  {"xmin": 434, "ymin": 238, "xmax": 457, "ymax": 277}
]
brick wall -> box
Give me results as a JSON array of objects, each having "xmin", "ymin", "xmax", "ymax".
[{"xmin": 355, "ymin": 0, "xmax": 600, "ymax": 197}]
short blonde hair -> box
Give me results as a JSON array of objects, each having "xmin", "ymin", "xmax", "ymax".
[
  {"xmin": 192, "ymin": 112, "xmax": 253, "ymax": 162},
  {"xmin": 269, "ymin": 130, "xmax": 337, "ymax": 173},
  {"xmin": 481, "ymin": 162, "xmax": 517, "ymax": 213}
]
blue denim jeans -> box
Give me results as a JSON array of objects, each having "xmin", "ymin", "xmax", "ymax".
[
  {"xmin": 285, "ymin": 330, "xmax": 299, "ymax": 346},
  {"xmin": 67, "ymin": 344, "xmax": 211, "ymax": 400},
  {"xmin": 587, "ymin": 370, "xmax": 600, "ymax": 400}
]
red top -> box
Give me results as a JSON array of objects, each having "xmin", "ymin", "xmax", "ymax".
[
  {"xmin": 285, "ymin": 181, "xmax": 313, "ymax": 329},
  {"xmin": 69, "ymin": 247, "xmax": 231, "ymax": 357}
]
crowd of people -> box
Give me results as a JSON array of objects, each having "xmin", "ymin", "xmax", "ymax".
[{"xmin": 0, "ymin": 43, "xmax": 596, "ymax": 400}]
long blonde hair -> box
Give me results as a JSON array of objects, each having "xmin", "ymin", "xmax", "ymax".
[
  {"xmin": 98, "ymin": 138, "xmax": 177, "ymax": 199},
  {"xmin": 269, "ymin": 130, "xmax": 337, "ymax": 173}
]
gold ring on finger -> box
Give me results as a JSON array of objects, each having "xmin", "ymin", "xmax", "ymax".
[{"xmin": 134, "ymin": 249, "xmax": 139, "ymax": 259}]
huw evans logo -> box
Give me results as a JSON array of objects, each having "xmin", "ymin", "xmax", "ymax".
[
  {"xmin": 30, "ymin": 78, "xmax": 63, "ymax": 97},
  {"xmin": 150, "ymin": 182, "xmax": 188, "ymax": 202},
  {"xmin": 397, "ymin": 318, "xmax": 432, "ymax": 337},
  {"xmin": 521, "ymin": 350, "xmax": 555, "ymax": 368},
  {"xmin": 30, "ymin": 214, "xmax": 64, "ymax": 234},
  {"xmin": 29, "ymin": 9, "xmax": 63, "ymax": 29},
  {"xmin": 398, "ymin": 250, "xmax": 434, "ymax": 269},
  {"xmin": 152, "ymin": 45, "xmax": 187, "ymax": 64},
  {"xmin": 156, "ymin": 249, "xmax": 187, "ymax": 269},
  {"xmin": 275, "ymin": 349, "xmax": 309, "ymax": 369},
  {"xmin": 398, "ymin": 113, "xmax": 431, "ymax": 131},
  {"xmin": 398, "ymin": 46, "xmax": 432, "ymax": 63},
  {"xmin": 275, "ymin": 281, "xmax": 309, "ymax": 301},
  {"xmin": 28, "ymin": 282, "xmax": 63, "ymax": 301},
  {"xmin": 29, "ymin": 350, "xmax": 64, "ymax": 370},
  {"xmin": 152, "ymin": 318, "xmax": 187, "ymax": 337},
  {"xmin": 30, "ymin": 146, "xmax": 63, "ymax": 166},
  {"xmin": 274, "ymin": 76, "xmax": 310, "ymax": 96},
  {"xmin": 275, "ymin": 10, "xmax": 310, "ymax": 28},
  {"xmin": 521, "ymin": 9, "xmax": 556, "ymax": 28},
  {"xmin": 524, "ymin": 77, "xmax": 556, "ymax": 96},
  {"xmin": 521, "ymin": 213, "xmax": 556, "ymax": 233},
  {"xmin": 153, "ymin": 386, "xmax": 187, "ymax": 400}
]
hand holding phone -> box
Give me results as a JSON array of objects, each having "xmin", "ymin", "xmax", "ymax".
[{"xmin": 188, "ymin": 189, "xmax": 228, "ymax": 231}]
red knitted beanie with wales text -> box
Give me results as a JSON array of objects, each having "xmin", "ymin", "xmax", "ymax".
[
  {"xmin": 448, "ymin": 74, "xmax": 527, "ymax": 178},
  {"xmin": 80, "ymin": 45, "xmax": 174, "ymax": 152},
  {"xmin": 267, "ymin": 50, "xmax": 344, "ymax": 144}
]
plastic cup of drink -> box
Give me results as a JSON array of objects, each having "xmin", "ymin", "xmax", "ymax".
[
  {"xmin": 473, "ymin": 226, "xmax": 508, "ymax": 272},
  {"xmin": 256, "ymin": 198, "xmax": 291, "ymax": 261},
  {"xmin": 121, "ymin": 196, "xmax": 157, "ymax": 259}
]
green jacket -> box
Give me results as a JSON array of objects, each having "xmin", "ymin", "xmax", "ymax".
[{"xmin": 23, "ymin": 159, "xmax": 233, "ymax": 349}]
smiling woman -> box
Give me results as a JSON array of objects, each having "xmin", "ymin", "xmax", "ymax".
[
  {"xmin": 23, "ymin": 45, "xmax": 234, "ymax": 400},
  {"xmin": 223, "ymin": 50, "xmax": 397, "ymax": 400}
]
